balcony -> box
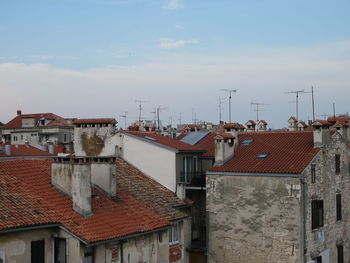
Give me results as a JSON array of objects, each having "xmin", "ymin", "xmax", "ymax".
[{"xmin": 179, "ymin": 171, "xmax": 205, "ymax": 187}]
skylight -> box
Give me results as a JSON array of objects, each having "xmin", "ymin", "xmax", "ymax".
[
  {"xmin": 241, "ymin": 139, "xmax": 253, "ymax": 145},
  {"xmin": 144, "ymin": 136, "xmax": 159, "ymax": 141},
  {"xmin": 257, "ymin": 153, "xmax": 269, "ymax": 159}
]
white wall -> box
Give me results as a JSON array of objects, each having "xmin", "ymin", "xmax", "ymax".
[{"xmin": 120, "ymin": 133, "xmax": 177, "ymax": 192}]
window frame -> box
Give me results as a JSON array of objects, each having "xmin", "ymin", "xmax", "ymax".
[
  {"xmin": 169, "ymin": 222, "xmax": 180, "ymax": 244},
  {"xmin": 54, "ymin": 237, "xmax": 67, "ymax": 263},
  {"xmin": 311, "ymin": 199, "xmax": 324, "ymax": 230},
  {"xmin": 336, "ymin": 194, "xmax": 342, "ymax": 221},
  {"xmin": 311, "ymin": 164, "xmax": 316, "ymax": 184},
  {"xmin": 337, "ymin": 245, "xmax": 344, "ymax": 263}
]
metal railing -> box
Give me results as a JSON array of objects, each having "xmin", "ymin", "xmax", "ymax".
[{"xmin": 179, "ymin": 171, "xmax": 205, "ymax": 186}]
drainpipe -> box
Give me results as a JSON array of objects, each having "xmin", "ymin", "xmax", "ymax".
[
  {"xmin": 301, "ymin": 178, "xmax": 307, "ymax": 260},
  {"xmin": 120, "ymin": 240, "xmax": 124, "ymax": 263}
]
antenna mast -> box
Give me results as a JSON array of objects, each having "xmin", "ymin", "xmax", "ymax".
[
  {"xmin": 119, "ymin": 111, "xmax": 128, "ymax": 130},
  {"xmin": 220, "ymin": 89, "xmax": 237, "ymax": 123},
  {"xmin": 135, "ymin": 99, "xmax": 148, "ymax": 123},
  {"xmin": 251, "ymin": 102, "xmax": 270, "ymax": 123},
  {"xmin": 285, "ymin": 90, "xmax": 306, "ymax": 120},
  {"xmin": 218, "ymin": 97, "xmax": 225, "ymax": 123}
]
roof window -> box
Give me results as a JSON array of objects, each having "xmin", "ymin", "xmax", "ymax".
[
  {"xmin": 241, "ymin": 139, "xmax": 253, "ymax": 145},
  {"xmin": 257, "ymin": 153, "xmax": 269, "ymax": 159},
  {"xmin": 144, "ymin": 136, "xmax": 159, "ymax": 141}
]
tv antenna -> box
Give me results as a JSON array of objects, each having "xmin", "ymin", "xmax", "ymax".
[
  {"xmin": 251, "ymin": 102, "xmax": 270, "ymax": 123},
  {"xmin": 156, "ymin": 106, "xmax": 168, "ymax": 130},
  {"xmin": 317, "ymin": 113, "xmax": 330, "ymax": 120},
  {"xmin": 285, "ymin": 90, "xmax": 306, "ymax": 120},
  {"xmin": 220, "ymin": 89, "xmax": 237, "ymax": 122},
  {"xmin": 178, "ymin": 112, "xmax": 182, "ymax": 126},
  {"xmin": 135, "ymin": 99, "xmax": 149, "ymax": 123},
  {"xmin": 218, "ymin": 96, "xmax": 226, "ymax": 123},
  {"xmin": 119, "ymin": 111, "xmax": 128, "ymax": 130}
]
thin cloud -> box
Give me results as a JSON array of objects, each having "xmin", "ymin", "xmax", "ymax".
[
  {"xmin": 158, "ymin": 38, "xmax": 198, "ymax": 49},
  {"xmin": 29, "ymin": 55, "xmax": 77, "ymax": 60},
  {"xmin": 163, "ymin": 0, "xmax": 183, "ymax": 10}
]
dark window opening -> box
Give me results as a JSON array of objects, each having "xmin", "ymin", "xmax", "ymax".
[
  {"xmin": 336, "ymin": 194, "xmax": 342, "ymax": 221},
  {"xmin": 83, "ymin": 246, "xmax": 94, "ymax": 263},
  {"xmin": 311, "ymin": 200, "xmax": 324, "ymax": 230},
  {"xmin": 337, "ymin": 245, "xmax": 344, "ymax": 263},
  {"xmin": 335, "ymin": 154, "xmax": 341, "ymax": 174},
  {"xmin": 54, "ymin": 238, "xmax": 66, "ymax": 263},
  {"xmin": 311, "ymin": 164, "xmax": 316, "ymax": 183},
  {"xmin": 312, "ymin": 256, "xmax": 322, "ymax": 263},
  {"xmin": 31, "ymin": 240, "xmax": 45, "ymax": 263}
]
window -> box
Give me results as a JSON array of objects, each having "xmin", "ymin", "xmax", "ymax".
[
  {"xmin": 335, "ymin": 154, "xmax": 341, "ymax": 174},
  {"xmin": 311, "ymin": 200, "xmax": 324, "ymax": 230},
  {"xmin": 312, "ymin": 256, "xmax": 322, "ymax": 263},
  {"xmin": 182, "ymin": 157, "xmax": 193, "ymax": 183},
  {"xmin": 21, "ymin": 135, "xmax": 23, "ymax": 140},
  {"xmin": 257, "ymin": 153, "xmax": 269, "ymax": 159},
  {"xmin": 336, "ymin": 194, "xmax": 342, "ymax": 221},
  {"xmin": 169, "ymin": 222, "xmax": 180, "ymax": 244},
  {"xmin": 54, "ymin": 238, "xmax": 66, "ymax": 263},
  {"xmin": 337, "ymin": 245, "xmax": 344, "ymax": 263},
  {"xmin": 63, "ymin": 134, "xmax": 67, "ymax": 142},
  {"xmin": 83, "ymin": 246, "xmax": 94, "ymax": 263},
  {"xmin": 311, "ymin": 164, "xmax": 316, "ymax": 184},
  {"xmin": 241, "ymin": 139, "xmax": 253, "ymax": 145},
  {"xmin": 31, "ymin": 240, "xmax": 45, "ymax": 263}
]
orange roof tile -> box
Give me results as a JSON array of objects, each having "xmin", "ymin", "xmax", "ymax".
[
  {"xmin": 327, "ymin": 116, "xmax": 350, "ymax": 123},
  {"xmin": 209, "ymin": 131, "xmax": 320, "ymax": 174},
  {"xmin": 0, "ymin": 144, "xmax": 52, "ymax": 157},
  {"xmin": 0, "ymin": 158, "xmax": 185, "ymax": 243},
  {"xmin": 3, "ymin": 113, "xmax": 71, "ymax": 129},
  {"xmin": 73, "ymin": 118, "xmax": 117, "ymax": 125},
  {"xmin": 224, "ymin": 123, "xmax": 245, "ymax": 129}
]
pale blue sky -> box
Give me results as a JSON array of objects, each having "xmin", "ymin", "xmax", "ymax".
[{"xmin": 1, "ymin": 0, "xmax": 350, "ymax": 128}]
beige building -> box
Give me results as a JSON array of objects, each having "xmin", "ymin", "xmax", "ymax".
[{"xmin": 207, "ymin": 119, "xmax": 350, "ymax": 263}]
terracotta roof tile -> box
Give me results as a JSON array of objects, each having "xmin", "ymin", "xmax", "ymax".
[
  {"xmin": 312, "ymin": 120, "xmax": 332, "ymax": 127},
  {"xmin": 124, "ymin": 131, "xmax": 206, "ymax": 152},
  {"xmin": 327, "ymin": 116, "xmax": 350, "ymax": 123},
  {"xmin": 0, "ymin": 144, "xmax": 52, "ymax": 157},
  {"xmin": 223, "ymin": 123, "xmax": 245, "ymax": 129},
  {"xmin": 209, "ymin": 131, "xmax": 319, "ymax": 174},
  {"xmin": 195, "ymin": 133, "xmax": 215, "ymax": 158},
  {"xmin": 0, "ymin": 158, "xmax": 186, "ymax": 243},
  {"xmin": 3, "ymin": 113, "xmax": 70, "ymax": 129}
]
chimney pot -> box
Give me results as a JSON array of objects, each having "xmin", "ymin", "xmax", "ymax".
[{"xmin": 17, "ymin": 110, "xmax": 22, "ymax": 116}]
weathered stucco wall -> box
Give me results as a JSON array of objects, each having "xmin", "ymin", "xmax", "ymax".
[{"xmin": 207, "ymin": 175, "xmax": 302, "ymax": 263}]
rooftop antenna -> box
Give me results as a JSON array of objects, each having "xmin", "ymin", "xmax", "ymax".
[
  {"xmin": 251, "ymin": 102, "xmax": 270, "ymax": 123},
  {"xmin": 178, "ymin": 112, "xmax": 182, "ymax": 126},
  {"xmin": 285, "ymin": 90, "xmax": 306, "ymax": 120},
  {"xmin": 220, "ymin": 89, "xmax": 237, "ymax": 123},
  {"xmin": 218, "ymin": 96, "xmax": 225, "ymax": 123},
  {"xmin": 317, "ymin": 113, "xmax": 330, "ymax": 120},
  {"xmin": 302, "ymin": 86, "xmax": 316, "ymax": 121},
  {"xmin": 119, "ymin": 111, "xmax": 128, "ymax": 129},
  {"xmin": 156, "ymin": 106, "xmax": 168, "ymax": 130},
  {"xmin": 150, "ymin": 108, "xmax": 157, "ymax": 126},
  {"xmin": 135, "ymin": 99, "xmax": 149, "ymax": 123}
]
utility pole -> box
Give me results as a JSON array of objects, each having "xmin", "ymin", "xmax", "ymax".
[
  {"xmin": 119, "ymin": 111, "xmax": 128, "ymax": 130},
  {"xmin": 285, "ymin": 90, "xmax": 306, "ymax": 120},
  {"xmin": 220, "ymin": 89, "xmax": 237, "ymax": 123},
  {"xmin": 135, "ymin": 99, "xmax": 148, "ymax": 123},
  {"xmin": 251, "ymin": 102, "xmax": 270, "ymax": 123}
]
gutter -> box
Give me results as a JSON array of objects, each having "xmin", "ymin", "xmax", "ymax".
[
  {"xmin": 206, "ymin": 171, "xmax": 304, "ymax": 178},
  {"xmin": 0, "ymin": 224, "xmax": 60, "ymax": 235}
]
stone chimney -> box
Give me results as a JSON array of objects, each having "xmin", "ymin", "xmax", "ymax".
[
  {"xmin": 223, "ymin": 123, "xmax": 245, "ymax": 137},
  {"xmin": 91, "ymin": 157, "xmax": 117, "ymax": 197},
  {"xmin": 288, "ymin": 117, "xmax": 298, "ymax": 131},
  {"xmin": 245, "ymin": 120, "xmax": 256, "ymax": 132},
  {"xmin": 214, "ymin": 133, "xmax": 236, "ymax": 166},
  {"xmin": 333, "ymin": 122, "xmax": 348, "ymax": 143},
  {"xmin": 312, "ymin": 120, "xmax": 332, "ymax": 147},
  {"xmin": 17, "ymin": 110, "xmax": 22, "ymax": 116},
  {"xmin": 297, "ymin": 121, "xmax": 308, "ymax": 131},
  {"xmin": 52, "ymin": 156, "xmax": 117, "ymax": 216}
]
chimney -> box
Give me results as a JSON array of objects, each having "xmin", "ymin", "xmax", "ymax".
[
  {"xmin": 288, "ymin": 117, "xmax": 298, "ymax": 131},
  {"xmin": 91, "ymin": 157, "xmax": 117, "ymax": 197},
  {"xmin": 17, "ymin": 110, "xmax": 22, "ymax": 116},
  {"xmin": 214, "ymin": 133, "xmax": 236, "ymax": 166},
  {"xmin": 297, "ymin": 121, "xmax": 308, "ymax": 131},
  {"xmin": 333, "ymin": 122, "xmax": 348, "ymax": 143},
  {"xmin": 257, "ymin": 120, "xmax": 268, "ymax": 131},
  {"xmin": 245, "ymin": 120, "xmax": 256, "ymax": 132},
  {"xmin": 5, "ymin": 143, "xmax": 11, "ymax": 156},
  {"xmin": 52, "ymin": 157, "xmax": 73, "ymax": 196},
  {"xmin": 312, "ymin": 121, "xmax": 331, "ymax": 147},
  {"xmin": 223, "ymin": 123, "xmax": 245, "ymax": 137},
  {"xmin": 72, "ymin": 158, "xmax": 92, "ymax": 216}
]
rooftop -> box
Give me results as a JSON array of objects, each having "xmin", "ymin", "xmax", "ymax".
[
  {"xmin": 0, "ymin": 158, "xmax": 187, "ymax": 244},
  {"xmin": 73, "ymin": 118, "xmax": 117, "ymax": 125},
  {"xmin": 0, "ymin": 144, "xmax": 53, "ymax": 157}
]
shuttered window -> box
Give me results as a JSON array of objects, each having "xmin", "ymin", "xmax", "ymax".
[{"xmin": 311, "ymin": 200, "xmax": 324, "ymax": 230}]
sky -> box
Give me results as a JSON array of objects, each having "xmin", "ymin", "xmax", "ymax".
[{"xmin": 0, "ymin": 0, "xmax": 350, "ymax": 129}]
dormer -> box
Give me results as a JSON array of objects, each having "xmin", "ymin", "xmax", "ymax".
[
  {"xmin": 245, "ymin": 120, "xmax": 256, "ymax": 132},
  {"xmin": 312, "ymin": 120, "xmax": 332, "ymax": 147},
  {"xmin": 257, "ymin": 120, "xmax": 268, "ymax": 131},
  {"xmin": 288, "ymin": 117, "xmax": 298, "ymax": 131}
]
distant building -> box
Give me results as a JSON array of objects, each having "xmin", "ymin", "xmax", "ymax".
[
  {"xmin": 206, "ymin": 119, "xmax": 350, "ymax": 263},
  {"xmin": 0, "ymin": 110, "xmax": 74, "ymax": 149}
]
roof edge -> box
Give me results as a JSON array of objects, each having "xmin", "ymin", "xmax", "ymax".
[{"xmin": 206, "ymin": 171, "xmax": 303, "ymax": 178}]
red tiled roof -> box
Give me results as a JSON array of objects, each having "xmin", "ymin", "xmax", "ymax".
[
  {"xmin": 210, "ymin": 131, "xmax": 320, "ymax": 174},
  {"xmin": 215, "ymin": 131, "xmax": 235, "ymax": 139},
  {"xmin": 124, "ymin": 131, "xmax": 206, "ymax": 152},
  {"xmin": 0, "ymin": 158, "xmax": 182, "ymax": 243},
  {"xmin": 176, "ymin": 133, "xmax": 187, "ymax": 140},
  {"xmin": 289, "ymin": 116, "xmax": 298, "ymax": 122},
  {"xmin": 73, "ymin": 118, "xmax": 117, "ymax": 125},
  {"xmin": 312, "ymin": 120, "xmax": 332, "ymax": 127},
  {"xmin": 327, "ymin": 116, "xmax": 350, "ymax": 123},
  {"xmin": 3, "ymin": 113, "xmax": 71, "ymax": 129},
  {"xmin": 246, "ymin": 120, "xmax": 256, "ymax": 125},
  {"xmin": 333, "ymin": 121, "xmax": 349, "ymax": 128},
  {"xmin": 0, "ymin": 144, "xmax": 52, "ymax": 157},
  {"xmin": 258, "ymin": 120, "xmax": 268, "ymax": 125},
  {"xmin": 195, "ymin": 133, "xmax": 215, "ymax": 158},
  {"xmin": 224, "ymin": 123, "xmax": 245, "ymax": 129}
]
